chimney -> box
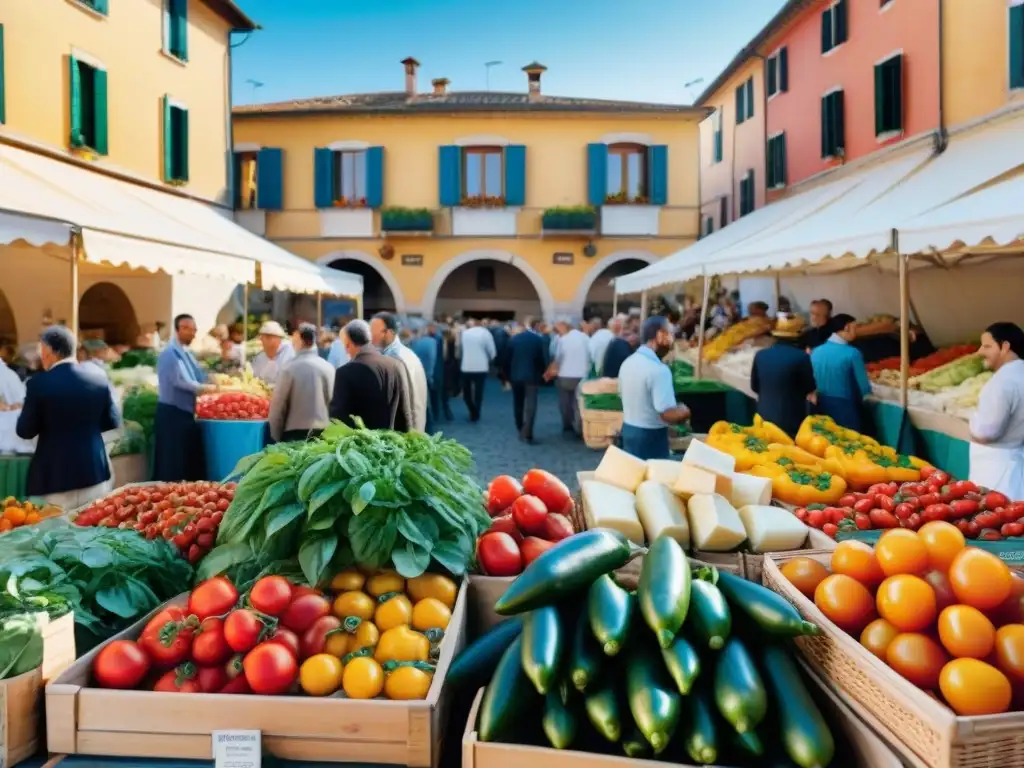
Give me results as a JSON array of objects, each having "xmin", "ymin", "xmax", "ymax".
[
  {"xmin": 522, "ymin": 62, "xmax": 547, "ymax": 100},
  {"xmin": 401, "ymin": 57, "xmax": 420, "ymax": 96},
  {"xmin": 431, "ymin": 77, "xmax": 450, "ymax": 95}
]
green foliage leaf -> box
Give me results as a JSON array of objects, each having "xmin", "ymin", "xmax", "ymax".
[{"xmin": 298, "ymin": 533, "xmax": 339, "ymax": 587}]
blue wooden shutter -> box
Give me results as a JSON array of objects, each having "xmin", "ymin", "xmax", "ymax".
[
  {"xmin": 364, "ymin": 146, "xmax": 384, "ymax": 208},
  {"xmin": 93, "ymin": 67, "xmax": 108, "ymax": 155},
  {"xmin": 162, "ymin": 96, "xmax": 173, "ymax": 180},
  {"xmin": 256, "ymin": 148, "xmax": 283, "ymax": 210},
  {"xmin": 69, "ymin": 57, "xmax": 83, "ymax": 146},
  {"xmin": 170, "ymin": 0, "xmax": 188, "ymax": 60},
  {"xmin": 1012, "ymin": 5, "xmax": 1024, "ymax": 89},
  {"xmin": 438, "ymin": 145, "xmax": 461, "ymax": 206},
  {"xmin": 779, "ymin": 47, "xmax": 789, "ymax": 92},
  {"xmin": 314, "ymin": 148, "xmax": 334, "ymax": 208},
  {"xmin": 93, "ymin": 0, "xmax": 109, "ymax": 13},
  {"xmin": 504, "ymin": 145, "xmax": 526, "ymax": 206},
  {"xmin": 586, "ymin": 143, "xmax": 607, "ymax": 206},
  {"xmin": 648, "ymin": 145, "xmax": 668, "ymax": 205}
]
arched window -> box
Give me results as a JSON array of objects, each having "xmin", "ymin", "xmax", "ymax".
[{"xmin": 606, "ymin": 143, "xmax": 647, "ymax": 202}]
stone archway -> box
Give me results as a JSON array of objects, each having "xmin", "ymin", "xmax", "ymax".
[
  {"xmin": 79, "ymin": 282, "xmax": 139, "ymax": 345},
  {"xmin": 571, "ymin": 250, "xmax": 659, "ymax": 318},
  {"xmin": 316, "ymin": 251, "xmax": 406, "ymax": 317}
]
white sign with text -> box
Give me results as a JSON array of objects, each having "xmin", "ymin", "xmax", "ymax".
[{"xmin": 212, "ymin": 729, "xmax": 262, "ymax": 768}]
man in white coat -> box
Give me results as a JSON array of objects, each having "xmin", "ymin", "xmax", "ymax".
[
  {"xmin": 970, "ymin": 322, "xmax": 1024, "ymax": 500},
  {"xmin": 372, "ymin": 313, "xmax": 428, "ymax": 432}
]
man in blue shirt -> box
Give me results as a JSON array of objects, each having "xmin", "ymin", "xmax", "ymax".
[
  {"xmin": 810, "ymin": 314, "xmax": 872, "ymax": 432},
  {"xmin": 617, "ymin": 317, "xmax": 691, "ymax": 460},
  {"xmin": 411, "ymin": 326, "xmax": 439, "ymax": 434}
]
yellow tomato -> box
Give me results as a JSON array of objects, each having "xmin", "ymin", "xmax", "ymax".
[
  {"xmin": 324, "ymin": 632, "xmax": 351, "ymax": 659},
  {"xmin": 406, "ymin": 574, "xmax": 458, "ymax": 609},
  {"xmin": 366, "ymin": 570, "xmax": 405, "ymax": 598},
  {"xmin": 876, "ymin": 575, "xmax": 936, "ymax": 633},
  {"xmin": 949, "ymin": 548, "xmax": 1013, "ymax": 611},
  {"xmin": 343, "ymin": 656, "xmax": 385, "ymax": 699},
  {"xmin": 332, "ymin": 591, "xmax": 376, "ymax": 622},
  {"xmin": 375, "ymin": 594, "xmax": 413, "ymax": 632},
  {"xmin": 917, "ymin": 522, "xmax": 965, "ymax": 573},
  {"xmin": 937, "ymin": 605, "xmax": 995, "ymax": 659},
  {"xmin": 329, "ymin": 569, "xmax": 366, "ymax": 593},
  {"xmin": 385, "ymin": 665, "xmax": 433, "ymax": 700},
  {"xmin": 939, "ymin": 659, "xmax": 1012, "ymax": 716},
  {"xmin": 375, "ymin": 625, "xmax": 430, "ymax": 663},
  {"xmin": 411, "ymin": 598, "xmax": 452, "ymax": 632},
  {"xmin": 352, "ymin": 621, "xmax": 380, "ymax": 651},
  {"xmin": 860, "ymin": 618, "xmax": 900, "ymax": 661},
  {"xmin": 875, "ymin": 530, "xmax": 929, "ymax": 577},
  {"xmin": 299, "ymin": 654, "xmax": 344, "ymax": 697}
]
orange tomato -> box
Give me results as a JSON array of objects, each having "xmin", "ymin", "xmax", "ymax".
[
  {"xmin": 921, "ymin": 570, "xmax": 957, "ymax": 614},
  {"xmin": 860, "ymin": 618, "xmax": 900, "ymax": 660},
  {"xmin": 0, "ymin": 519, "xmax": 12, "ymax": 533},
  {"xmin": 830, "ymin": 540, "xmax": 885, "ymax": 589},
  {"xmin": 815, "ymin": 574, "xmax": 877, "ymax": 635},
  {"xmin": 917, "ymin": 521, "xmax": 965, "ymax": 572},
  {"xmin": 24, "ymin": 511, "xmax": 40, "ymax": 525},
  {"xmin": 987, "ymin": 574, "xmax": 1024, "ymax": 627},
  {"xmin": 2, "ymin": 506, "xmax": 26, "ymax": 526},
  {"xmin": 937, "ymin": 605, "xmax": 995, "ymax": 659},
  {"xmin": 886, "ymin": 633, "xmax": 949, "ymax": 689},
  {"xmin": 939, "ymin": 659, "xmax": 1012, "ymax": 716},
  {"xmin": 949, "ymin": 548, "xmax": 1013, "ymax": 611},
  {"xmin": 876, "ymin": 575, "xmax": 936, "ymax": 632},
  {"xmin": 780, "ymin": 557, "xmax": 830, "ymax": 599},
  {"xmin": 994, "ymin": 624, "xmax": 1024, "ymax": 683},
  {"xmin": 875, "ymin": 529, "xmax": 929, "ymax": 577}
]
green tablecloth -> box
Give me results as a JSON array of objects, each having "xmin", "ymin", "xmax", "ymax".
[
  {"xmin": 866, "ymin": 400, "xmax": 970, "ymax": 479},
  {"xmin": 0, "ymin": 454, "xmax": 30, "ymax": 500}
]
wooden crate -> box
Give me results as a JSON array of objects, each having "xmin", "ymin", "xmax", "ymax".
[
  {"xmin": 46, "ymin": 582, "xmax": 468, "ymax": 766},
  {"xmin": 461, "ymin": 656, "xmax": 903, "ymax": 768},
  {"xmin": 762, "ymin": 551, "xmax": 1024, "ymax": 768}
]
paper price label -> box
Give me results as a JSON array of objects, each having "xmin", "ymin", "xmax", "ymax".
[{"xmin": 212, "ymin": 729, "xmax": 261, "ymax": 768}]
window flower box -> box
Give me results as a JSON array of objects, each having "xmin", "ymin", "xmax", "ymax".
[
  {"xmin": 333, "ymin": 196, "xmax": 367, "ymax": 208},
  {"xmin": 542, "ymin": 205, "xmax": 597, "ymax": 231},
  {"xmin": 460, "ymin": 195, "xmax": 506, "ymax": 209},
  {"xmin": 381, "ymin": 207, "xmax": 434, "ymax": 233},
  {"xmin": 604, "ymin": 192, "xmax": 649, "ymax": 205}
]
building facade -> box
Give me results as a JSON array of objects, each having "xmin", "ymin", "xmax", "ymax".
[
  {"xmin": 232, "ymin": 60, "xmax": 705, "ymax": 321},
  {"xmin": 0, "ymin": 0, "xmax": 256, "ymax": 344}
]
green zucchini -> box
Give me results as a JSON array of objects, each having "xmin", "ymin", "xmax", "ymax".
[
  {"xmin": 730, "ymin": 727, "xmax": 766, "ymax": 758},
  {"xmin": 685, "ymin": 578, "xmax": 731, "ymax": 650},
  {"xmin": 494, "ymin": 529, "xmax": 635, "ymax": 616},
  {"xmin": 637, "ymin": 535, "xmax": 690, "ymax": 648},
  {"xmin": 761, "ymin": 644, "xmax": 835, "ymax": 768},
  {"xmin": 680, "ymin": 686, "xmax": 719, "ymax": 765},
  {"xmin": 715, "ymin": 570, "xmax": 820, "ymax": 637},
  {"xmin": 621, "ymin": 724, "xmax": 652, "ymax": 759},
  {"xmin": 447, "ymin": 618, "xmax": 522, "ymax": 690},
  {"xmin": 477, "ymin": 636, "xmax": 536, "ymax": 743},
  {"xmin": 660, "ymin": 634, "xmax": 701, "ymax": 695},
  {"xmin": 584, "ymin": 680, "xmax": 622, "ymax": 742},
  {"xmin": 569, "ymin": 604, "xmax": 603, "ymax": 692},
  {"xmin": 588, "ymin": 574, "xmax": 635, "ymax": 656},
  {"xmin": 521, "ymin": 606, "xmax": 564, "ymax": 695},
  {"xmin": 542, "ymin": 689, "xmax": 577, "ymax": 749},
  {"xmin": 714, "ymin": 636, "xmax": 768, "ymax": 734},
  {"xmin": 625, "ymin": 643, "xmax": 681, "ymax": 753}
]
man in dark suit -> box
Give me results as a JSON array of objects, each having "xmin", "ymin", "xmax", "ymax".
[
  {"xmin": 507, "ymin": 318, "xmax": 549, "ymax": 443},
  {"xmin": 750, "ymin": 318, "xmax": 817, "ymax": 440},
  {"xmin": 329, "ymin": 319, "xmax": 412, "ymax": 431},
  {"xmin": 16, "ymin": 325, "xmax": 120, "ymax": 507}
]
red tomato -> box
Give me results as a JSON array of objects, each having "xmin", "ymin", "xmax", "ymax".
[
  {"xmin": 477, "ymin": 531, "xmax": 523, "ymax": 576},
  {"xmin": 188, "ymin": 577, "xmax": 239, "ymax": 620},
  {"xmin": 191, "ymin": 617, "xmax": 232, "ymax": 666},
  {"xmin": 249, "ymin": 576, "xmax": 293, "ymax": 616},
  {"xmin": 140, "ymin": 608, "xmax": 196, "ymax": 669},
  {"xmin": 541, "ymin": 513, "xmax": 574, "ymax": 542},
  {"xmin": 267, "ymin": 627, "xmax": 301, "ymax": 658},
  {"xmin": 221, "ymin": 675, "xmax": 252, "ymax": 694},
  {"xmin": 243, "ymin": 642, "xmax": 298, "ymax": 695},
  {"xmin": 488, "ymin": 513, "xmax": 523, "ymax": 543},
  {"xmin": 224, "ymin": 609, "xmax": 265, "ymax": 653},
  {"xmin": 196, "ymin": 664, "xmax": 229, "ymax": 693},
  {"xmin": 520, "ymin": 536, "xmax": 556, "ymax": 566},
  {"xmin": 511, "ymin": 495, "xmax": 548, "ymax": 536},
  {"xmin": 300, "ymin": 616, "xmax": 343, "ymax": 659},
  {"xmin": 224, "ymin": 653, "xmax": 245, "ymax": 679},
  {"xmin": 521, "ymin": 469, "xmax": 571, "ymax": 519},
  {"xmin": 280, "ymin": 594, "xmax": 332, "ymax": 634},
  {"xmin": 985, "ymin": 491, "xmax": 1012, "ymax": 511},
  {"xmin": 487, "ymin": 475, "xmax": 524, "ymax": 515},
  {"xmin": 153, "ymin": 667, "xmax": 201, "ymax": 693},
  {"xmin": 92, "ymin": 640, "xmax": 151, "ymax": 690}
]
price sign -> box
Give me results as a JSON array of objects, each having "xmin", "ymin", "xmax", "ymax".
[{"xmin": 212, "ymin": 729, "xmax": 262, "ymax": 768}]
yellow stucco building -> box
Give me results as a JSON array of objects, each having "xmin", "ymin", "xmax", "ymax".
[
  {"xmin": 0, "ymin": 0, "xmax": 257, "ymax": 345},
  {"xmin": 232, "ymin": 59, "xmax": 706, "ymax": 322}
]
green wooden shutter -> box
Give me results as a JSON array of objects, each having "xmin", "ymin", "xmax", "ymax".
[
  {"xmin": 835, "ymin": 0, "xmax": 848, "ymax": 44},
  {"xmin": 0, "ymin": 26, "xmax": 5, "ymax": 124},
  {"xmin": 735, "ymin": 86, "xmax": 745, "ymax": 123},
  {"xmin": 874, "ymin": 63, "xmax": 885, "ymax": 135},
  {"xmin": 767, "ymin": 59, "xmax": 777, "ymax": 96},
  {"xmin": 778, "ymin": 134, "xmax": 786, "ymax": 186},
  {"xmin": 821, "ymin": 7, "xmax": 833, "ymax": 52},
  {"xmin": 820, "ymin": 97, "xmax": 829, "ymax": 157},
  {"xmin": 746, "ymin": 79, "xmax": 754, "ymax": 118},
  {"xmin": 714, "ymin": 128, "xmax": 723, "ymax": 163},
  {"xmin": 1012, "ymin": 5, "xmax": 1024, "ymax": 89},
  {"xmin": 835, "ymin": 92, "xmax": 845, "ymax": 151},
  {"xmin": 178, "ymin": 107, "xmax": 189, "ymax": 180},
  {"xmin": 93, "ymin": 67, "xmax": 108, "ymax": 155},
  {"xmin": 779, "ymin": 47, "xmax": 789, "ymax": 92},
  {"xmin": 162, "ymin": 95, "xmax": 173, "ymax": 180},
  {"xmin": 69, "ymin": 57, "xmax": 83, "ymax": 146},
  {"xmin": 766, "ymin": 139, "xmax": 774, "ymax": 187},
  {"xmin": 169, "ymin": 0, "xmax": 188, "ymax": 60},
  {"xmin": 93, "ymin": 0, "xmax": 109, "ymax": 13},
  {"xmin": 891, "ymin": 55, "xmax": 903, "ymax": 131}
]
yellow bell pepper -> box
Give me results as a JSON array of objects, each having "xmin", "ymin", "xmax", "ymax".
[
  {"xmin": 751, "ymin": 415, "xmax": 794, "ymax": 446},
  {"xmin": 706, "ymin": 434, "xmax": 774, "ymax": 471},
  {"xmin": 795, "ymin": 415, "xmax": 881, "ymax": 457},
  {"xmin": 709, "ymin": 421, "xmax": 745, "ymax": 438},
  {"xmin": 747, "ymin": 461, "xmax": 848, "ymax": 506},
  {"xmin": 860, "ymin": 445, "xmax": 926, "ymax": 484},
  {"xmin": 823, "ymin": 446, "xmax": 890, "ymax": 490}
]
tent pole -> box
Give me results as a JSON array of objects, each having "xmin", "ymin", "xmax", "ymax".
[
  {"xmin": 316, "ymin": 292, "xmax": 323, "ymax": 329},
  {"xmin": 70, "ymin": 232, "xmax": 80, "ymax": 338},
  {"xmin": 240, "ymin": 283, "xmax": 249, "ymax": 365},
  {"xmin": 612, "ymin": 290, "xmax": 618, "ymax": 318},
  {"xmin": 640, "ymin": 291, "xmax": 649, "ymax": 322},
  {"xmin": 895, "ymin": 230, "xmax": 910, "ymax": 411},
  {"xmin": 695, "ymin": 272, "xmax": 711, "ymax": 380},
  {"xmin": 774, "ymin": 273, "xmax": 781, "ymax": 313},
  {"xmin": 355, "ymin": 294, "xmax": 364, "ymax": 320}
]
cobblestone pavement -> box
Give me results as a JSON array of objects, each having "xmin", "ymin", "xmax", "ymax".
[{"xmin": 434, "ymin": 379, "xmax": 601, "ymax": 487}]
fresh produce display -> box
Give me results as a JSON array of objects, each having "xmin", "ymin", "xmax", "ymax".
[
  {"xmin": 121, "ymin": 385, "xmax": 158, "ymax": 446},
  {"xmin": 0, "ymin": 612, "xmax": 45, "ymax": 680},
  {"xmin": 112, "ymin": 349, "xmax": 159, "ymax": 370},
  {"xmin": 1, "ymin": 497, "xmax": 61, "ymax": 533},
  {"xmin": 932, "ymin": 371, "xmax": 993, "ymax": 416},
  {"xmin": 867, "ymin": 344, "xmax": 977, "ymax": 383},
  {"xmin": 910, "ymin": 353, "xmax": 986, "ymax": 393},
  {"xmin": 455, "ymin": 530, "xmax": 837, "ymax": 766},
  {"xmin": 701, "ymin": 317, "xmax": 773, "ymax": 362},
  {"xmin": 0, "ymin": 518, "xmax": 192, "ymax": 642},
  {"xmin": 795, "ymin": 415, "xmax": 926, "ymax": 488},
  {"xmin": 783, "ymin": 523, "xmax": 1024, "ymax": 716},
  {"xmin": 853, "ymin": 314, "xmax": 898, "ymax": 337},
  {"xmin": 196, "ymin": 392, "xmax": 270, "ymax": 421},
  {"xmin": 74, "ymin": 482, "xmax": 234, "ymax": 564},
  {"xmin": 202, "ymin": 422, "xmax": 491, "ymax": 587},
  {"xmin": 209, "ymin": 364, "xmax": 273, "ymax": 398},
  {"xmin": 89, "ymin": 570, "xmax": 458, "ymax": 699},
  {"xmin": 476, "ymin": 471, "xmax": 576, "ymax": 577}
]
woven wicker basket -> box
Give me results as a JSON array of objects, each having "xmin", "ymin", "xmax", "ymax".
[
  {"xmin": 580, "ymin": 408, "xmax": 622, "ymax": 450},
  {"xmin": 761, "ymin": 550, "xmax": 1024, "ymax": 768}
]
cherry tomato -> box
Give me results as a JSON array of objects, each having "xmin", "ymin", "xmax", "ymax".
[
  {"xmin": 940, "ymin": 658, "xmax": 1012, "ymax": 715},
  {"xmin": 196, "ymin": 664, "xmax": 229, "ymax": 693},
  {"xmin": 92, "ymin": 640, "xmax": 151, "ymax": 689},
  {"xmin": 249, "ymin": 576, "xmax": 293, "ymax": 617},
  {"xmin": 281, "ymin": 594, "xmax": 332, "ymax": 634},
  {"xmin": 153, "ymin": 667, "xmax": 201, "ymax": 693},
  {"xmin": 267, "ymin": 627, "xmax": 301, "ymax": 658},
  {"xmin": 188, "ymin": 576, "xmax": 239, "ymax": 620},
  {"xmin": 814, "ymin": 574, "xmax": 876, "ymax": 635},
  {"xmin": 886, "ymin": 633, "xmax": 949, "ymax": 689},
  {"xmin": 243, "ymin": 642, "xmax": 298, "ymax": 695},
  {"xmin": 139, "ymin": 608, "xmax": 196, "ymax": 669},
  {"xmin": 860, "ymin": 618, "xmax": 900, "ymax": 660},
  {"xmin": 476, "ymin": 531, "xmax": 523, "ymax": 577},
  {"xmin": 191, "ymin": 617, "xmax": 232, "ymax": 666},
  {"xmin": 221, "ymin": 675, "xmax": 252, "ymax": 694},
  {"xmin": 520, "ymin": 469, "xmax": 571, "ymax": 518},
  {"xmin": 300, "ymin": 615, "xmax": 343, "ymax": 659},
  {"xmin": 224, "ymin": 609, "xmax": 265, "ymax": 653}
]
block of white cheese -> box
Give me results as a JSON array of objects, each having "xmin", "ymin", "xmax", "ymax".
[
  {"xmin": 687, "ymin": 493, "xmax": 747, "ymax": 551},
  {"xmin": 738, "ymin": 505, "xmax": 809, "ymax": 552},
  {"xmin": 645, "ymin": 459, "xmax": 682, "ymax": 488},
  {"xmin": 635, "ymin": 480, "xmax": 690, "ymax": 547},
  {"xmin": 594, "ymin": 444, "xmax": 648, "ymax": 493},
  {"xmin": 727, "ymin": 472, "xmax": 773, "ymax": 508},
  {"xmin": 674, "ymin": 464, "xmax": 733, "ymax": 501},
  {"xmin": 581, "ymin": 480, "xmax": 645, "ymax": 545},
  {"xmin": 682, "ymin": 440, "xmax": 736, "ymax": 478}
]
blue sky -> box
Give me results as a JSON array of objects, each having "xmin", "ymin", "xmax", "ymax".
[{"xmin": 231, "ymin": 0, "xmax": 787, "ymax": 106}]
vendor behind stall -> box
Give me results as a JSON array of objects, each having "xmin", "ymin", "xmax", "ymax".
[
  {"xmin": 251, "ymin": 321, "xmax": 295, "ymax": 385},
  {"xmin": 969, "ymin": 322, "xmax": 1024, "ymax": 499},
  {"xmin": 799, "ymin": 299, "xmax": 834, "ymax": 350}
]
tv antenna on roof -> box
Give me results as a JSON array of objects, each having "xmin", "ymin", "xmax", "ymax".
[
  {"xmin": 484, "ymin": 61, "xmax": 503, "ymax": 91},
  {"xmin": 684, "ymin": 77, "xmax": 705, "ymax": 102},
  {"xmin": 246, "ymin": 79, "xmax": 265, "ymax": 99}
]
